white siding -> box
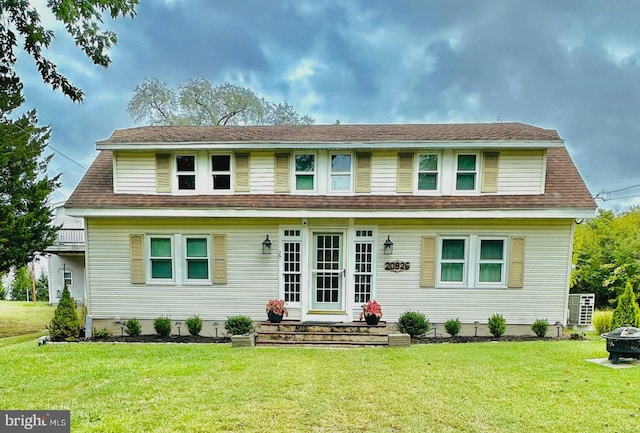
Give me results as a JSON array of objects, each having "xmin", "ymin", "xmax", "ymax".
[
  {"xmin": 250, "ymin": 151, "xmax": 275, "ymax": 193},
  {"xmin": 86, "ymin": 218, "xmax": 280, "ymax": 320},
  {"xmin": 497, "ymin": 150, "xmax": 545, "ymax": 194},
  {"xmin": 114, "ymin": 151, "xmax": 157, "ymax": 194},
  {"xmin": 373, "ymin": 219, "xmax": 572, "ymax": 325},
  {"xmin": 371, "ymin": 151, "xmax": 398, "ymax": 194}
]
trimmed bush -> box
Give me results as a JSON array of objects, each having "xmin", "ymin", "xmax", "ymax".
[
  {"xmin": 487, "ymin": 313, "xmax": 507, "ymax": 337},
  {"xmin": 154, "ymin": 316, "xmax": 172, "ymax": 337},
  {"xmin": 612, "ymin": 282, "xmax": 640, "ymax": 329},
  {"xmin": 531, "ymin": 318, "xmax": 548, "ymax": 337},
  {"xmin": 397, "ymin": 311, "xmax": 431, "ymax": 338},
  {"xmin": 92, "ymin": 328, "xmax": 112, "ymax": 338},
  {"xmin": 444, "ymin": 318, "xmax": 462, "ymax": 337},
  {"xmin": 185, "ymin": 315, "xmax": 203, "ymax": 336},
  {"xmin": 592, "ymin": 309, "xmax": 614, "ymax": 334},
  {"xmin": 224, "ymin": 315, "xmax": 254, "ymax": 335},
  {"xmin": 48, "ymin": 286, "xmax": 80, "ymax": 341},
  {"xmin": 125, "ymin": 319, "xmax": 142, "ymax": 336}
]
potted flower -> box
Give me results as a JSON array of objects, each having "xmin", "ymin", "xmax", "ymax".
[
  {"xmin": 359, "ymin": 300, "xmax": 383, "ymax": 325},
  {"xmin": 265, "ymin": 299, "xmax": 289, "ymax": 323}
]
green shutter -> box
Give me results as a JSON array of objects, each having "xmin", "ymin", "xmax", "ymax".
[
  {"xmin": 355, "ymin": 152, "xmax": 372, "ymax": 193},
  {"xmin": 274, "ymin": 153, "xmax": 290, "ymax": 193},
  {"xmin": 130, "ymin": 234, "xmax": 145, "ymax": 284},
  {"xmin": 156, "ymin": 154, "xmax": 171, "ymax": 193},
  {"xmin": 481, "ymin": 152, "xmax": 499, "ymax": 193},
  {"xmin": 397, "ymin": 152, "xmax": 414, "ymax": 193},
  {"xmin": 212, "ymin": 234, "xmax": 227, "ymax": 284},
  {"xmin": 235, "ymin": 153, "xmax": 250, "ymax": 192},
  {"xmin": 420, "ymin": 236, "xmax": 436, "ymax": 288},
  {"xmin": 508, "ymin": 236, "xmax": 525, "ymax": 289}
]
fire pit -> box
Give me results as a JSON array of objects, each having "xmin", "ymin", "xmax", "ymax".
[{"xmin": 601, "ymin": 327, "xmax": 640, "ymax": 364}]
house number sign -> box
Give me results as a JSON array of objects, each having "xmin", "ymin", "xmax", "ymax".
[{"xmin": 384, "ymin": 261, "xmax": 410, "ymax": 272}]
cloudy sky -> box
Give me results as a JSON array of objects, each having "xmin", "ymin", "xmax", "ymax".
[{"xmin": 15, "ymin": 0, "xmax": 640, "ymax": 209}]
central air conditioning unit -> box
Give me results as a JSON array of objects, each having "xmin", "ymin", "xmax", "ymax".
[{"xmin": 568, "ymin": 293, "xmax": 595, "ymax": 326}]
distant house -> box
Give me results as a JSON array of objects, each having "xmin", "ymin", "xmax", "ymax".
[
  {"xmin": 45, "ymin": 202, "xmax": 85, "ymax": 304},
  {"xmin": 65, "ymin": 123, "xmax": 596, "ymax": 335}
]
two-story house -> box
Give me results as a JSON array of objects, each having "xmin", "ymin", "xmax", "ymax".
[{"xmin": 65, "ymin": 123, "xmax": 596, "ymax": 336}]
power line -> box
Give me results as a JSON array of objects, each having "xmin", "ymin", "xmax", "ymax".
[{"xmin": 45, "ymin": 145, "xmax": 87, "ymax": 170}]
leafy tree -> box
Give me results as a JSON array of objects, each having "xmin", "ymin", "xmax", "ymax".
[
  {"xmin": 128, "ymin": 78, "xmax": 314, "ymax": 126},
  {"xmin": 9, "ymin": 266, "xmax": 31, "ymax": 301},
  {"xmin": 612, "ymin": 282, "xmax": 640, "ymax": 329},
  {"xmin": 48, "ymin": 286, "xmax": 79, "ymax": 341},
  {"xmin": 0, "ymin": 0, "xmax": 138, "ymax": 110},
  {"xmin": 36, "ymin": 271, "xmax": 49, "ymax": 301},
  {"xmin": 571, "ymin": 208, "xmax": 640, "ymax": 308},
  {"xmin": 0, "ymin": 112, "xmax": 60, "ymax": 273},
  {"xmin": 0, "ymin": 274, "xmax": 6, "ymax": 300}
]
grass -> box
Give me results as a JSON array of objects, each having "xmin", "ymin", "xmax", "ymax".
[
  {"xmin": 0, "ymin": 337, "xmax": 639, "ymax": 432},
  {"xmin": 0, "ymin": 300, "xmax": 55, "ymax": 338}
]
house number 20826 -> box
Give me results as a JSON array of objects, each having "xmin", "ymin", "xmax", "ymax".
[{"xmin": 384, "ymin": 261, "xmax": 410, "ymax": 272}]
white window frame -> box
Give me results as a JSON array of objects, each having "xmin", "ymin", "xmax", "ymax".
[
  {"xmin": 437, "ymin": 236, "xmax": 468, "ymax": 287},
  {"xmin": 174, "ymin": 154, "xmax": 197, "ymax": 193},
  {"xmin": 415, "ymin": 152, "xmax": 441, "ymax": 194},
  {"xmin": 354, "ymin": 229, "xmax": 376, "ymax": 304},
  {"xmin": 329, "ymin": 152, "xmax": 353, "ymax": 194},
  {"xmin": 281, "ymin": 228, "xmax": 303, "ymax": 306},
  {"xmin": 293, "ymin": 153, "xmax": 317, "ymax": 194},
  {"xmin": 63, "ymin": 269, "xmax": 73, "ymax": 288},
  {"xmin": 183, "ymin": 236, "xmax": 212, "ymax": 284},
  {"xmin": 147, "ymin": 235, "xmax": 175, "ymax": 283},
  {"xmin": 454, "ymin": 152, "xmax": 479, "ymax": 194},
  {"xmin": 476, "ymin": 237, "xmax": 507, "ymax": 287},
  {"xmin": 209, "ymin": 153, "xmax": 233, "ymax": 193}
]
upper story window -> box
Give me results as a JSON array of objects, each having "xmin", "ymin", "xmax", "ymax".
[
  {"xmin": 211, "ymin": 155, "xmax": 231, "ymax": 191},
  {"xmin": 295, "ymin": 154, "xmax": 315, "ymax": 192},
  {"xmin": 455, "ymin": 154, "xmax": 477, "ymax": 191},
  {"xmin": 417, "ymin": 154, "xmax": 439, "ymax": 191},
  {"xmin": 330, "ymin": 154, "xmax": 352, "ymax": 192},
  {"xmin": 176, "ymin": 155, "xmax": 196, "ymax": 191}
]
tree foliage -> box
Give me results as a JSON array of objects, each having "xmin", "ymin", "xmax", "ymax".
[
  {"xmin": 0, "ymin": 0, "xmax": 138, "ymax": 111},
  {"xmin": 612, "ymin": 282, "xmax": 640, "ymax": 329},
  {"xmin": 0, "ymin": 111, "xmax": 60, "ymax": 273},
  {"xmin": 9, "ymin": 265, "xmax": 31, "ymax": 301},
  {"xmin": 48, "ymin": 286, "xmax": 79, "ymax": 341},
  {"xmin": 36, "ymin": 271, "xmax": 49, "ymax": 301},
  {"xmin": 128, "ymin": 78, "xmax": 314, "ymax": 126},
  {"xmin": 571, "ymin": 208, "xmax": 640, "ymax": 308}
]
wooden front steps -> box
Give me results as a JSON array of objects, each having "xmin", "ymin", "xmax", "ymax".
[{"xmin": 256, "ymin": 321, "xmax": 390, "ymax": 347}]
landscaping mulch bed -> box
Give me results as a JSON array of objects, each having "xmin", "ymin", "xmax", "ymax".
[
  {"xmin": 413, "ymin": 335, "xmax": 573, "ymax": 344},
  {"xmin": 90, "ymin": 335, "xmax": 229, "ymax": 344}
]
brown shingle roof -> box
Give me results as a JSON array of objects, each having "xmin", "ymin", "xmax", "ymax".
[
  {"xmin": 66, "ymin": 147, "xmax": 595, "ymax": 212},
  {"xmin": 97, "ymin": 122, "xmax": 561, "ymax": 145}
]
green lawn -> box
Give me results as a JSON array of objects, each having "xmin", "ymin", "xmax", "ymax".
[
  {"xmin": 0, "ymin": 300, "xmax": 54, "ymax": 338},
  {"xmin": 1, "ymin": 337, "xmax": 639, "ymax": 432}
]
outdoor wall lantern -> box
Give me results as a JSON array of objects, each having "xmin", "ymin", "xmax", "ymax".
[
  {"xmin": 383, "ymin": 235, "xmax": 394, "ymax": 255},
  {"xmin": 262, "ymin": 235, "xmax": 272, "ymax": 254}
]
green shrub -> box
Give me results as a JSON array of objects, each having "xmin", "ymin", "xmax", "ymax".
[
  {"xmin": 612, "ymin": 282, "xmax": 640, "ymax": 328},
  {"xmin": 444, "ymin": 318, "xmax": 462, "ymax": 337},
  {"xmin": 397, "ymin": 311, "xmax": 431, "ymax": 338},
  {"xmin": 48, "ymin": 286, "xmax": 80, "ymax": 341},
  {"xmin": 487, "ymin": 313, "xmax": 506, "ymax": 337},
  {"xmin": 125, "ymin": 319, "xmax": 142, "ymax": 336},
  {"xmin": 531, "ymin": 318, "xmax": 548, "ymax": 337},
  {"xmin": 185, "ymin": 315, "xmax": 203, "ymax": 336},
  {"xmin": 592, "ymin": 309, "xmax": 614, "ymax": 334},
  {"xmin": 224, "ymin": 315, "xmax": 254, "ymax": 335},
  {"xmin": 154, "ymin": 316, "xmax": 172, "ymax": 337},
  {"xmin": 92, "ymin": 328, "xmax": 112, "ymax": 338}
]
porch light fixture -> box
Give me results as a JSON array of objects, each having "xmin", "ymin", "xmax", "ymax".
[
  {"xmin": 383, "ymin": 235, "xmax": 394, "ymax": 255},
  {"xmin": 262, "ymin": 235, "xmax": 272, "ymax": 254}
]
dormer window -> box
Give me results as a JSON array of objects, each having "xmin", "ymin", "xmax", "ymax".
[
  {"xmin": 211, "ymin": 155, "xmax": 231, "ymax": 190},
  {"xmin": 330, "ymin": 154, "xmax": 352, "ymax": 192},
  {"xmin": 417, "ymin": 154, "xmax": 439, "ymax": 191},
  {"xmin": 455, "ymin": 154, "xmax": 477, "ymax": 191},
  {"xmin": 295, "ymin": 154, "xmax": 315, "ymax": 192},
  {"xmin": 176, "ymin": 155, "xmax": 196, "ymax": 190}
]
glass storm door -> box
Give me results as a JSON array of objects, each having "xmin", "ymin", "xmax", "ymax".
[{"xmin": 311, "ymin": 233, "xmax": 344, "ymax": 311}]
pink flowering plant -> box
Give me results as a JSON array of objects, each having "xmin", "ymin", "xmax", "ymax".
[
  {"xmin": 265, "ymin": 299, "xmax": 289, "ymax": 317},
  {"xmin": 359, "ymin": 300, "xmax": 383, "ymax": 320}
]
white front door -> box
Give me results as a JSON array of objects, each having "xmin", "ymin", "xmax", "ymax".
[{"xmin": 310, "ymin": 233, "xmax": 344, "ymax": 312}]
